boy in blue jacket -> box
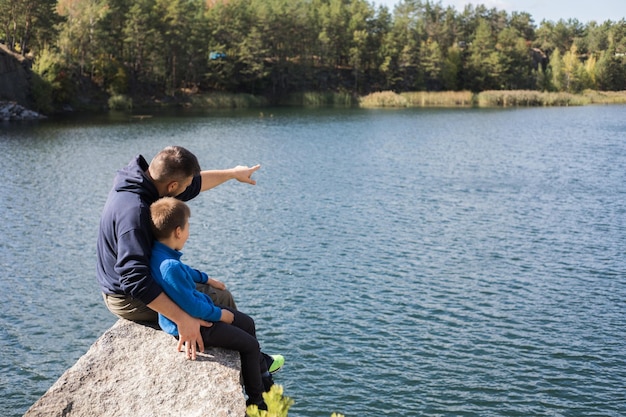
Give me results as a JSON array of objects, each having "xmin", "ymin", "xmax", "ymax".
[{"xmin": 149, "ymin": 196, "xmax": 283, "ymax": 410}]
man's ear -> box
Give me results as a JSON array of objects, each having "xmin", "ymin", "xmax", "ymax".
[
  {"xmin": 167, "ymin": 181, "xmax": 179, "ymax": 194},
  {"xmin": 174, "ymin": 225, "xmax": 183, "ymax": 239}
]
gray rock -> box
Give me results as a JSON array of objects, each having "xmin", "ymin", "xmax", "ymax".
[
  {"xmin": 0, "ymin": 100, "xmax": 44, "ymax": 121},
  {"xmin": 24, "ymin": 319, "xmax": 246, "ymax": 417}
]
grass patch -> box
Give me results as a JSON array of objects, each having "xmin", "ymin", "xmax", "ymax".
[
  {"xmin": 359, "ymin": 91, "xmax": 408, "ymax": 107},
  {"xmin": 477, "ymin": 90, "xmax": 626, "ymax": 106},
  {"xmin": 359, "ymin": 91, "xmax": 473, "ymax": 107},
  {"xmin": 401, "ymin": 91, "xmax": 475, "ymax": 107},
  {"xmin": 281, "ymin": 92, "xmax": 356, "ymax": 107},
  {"xmin": 477, "ymin": 90, "xmax": 591, "ymax": 106},
  {"xmin": 189, "ymin": 92, "xmax": 267, "ymax": 108},
  {"xmin": 581, "ymin": 89, "xmax": 626, "ymax": 104}
]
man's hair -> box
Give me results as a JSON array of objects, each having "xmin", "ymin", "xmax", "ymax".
[
  {"xmin": 149, "ymin": 146, "xmax": 201, "ymax": 182},
  {"xmin": 150, "ymin": 197, "xmax": 191, "ymax": 240}
]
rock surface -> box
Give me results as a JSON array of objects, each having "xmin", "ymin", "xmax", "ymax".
[
  {"xmin": 0, "ymin": 100, "xmax": 44, "ymax": 121},
  {"xmin": 24, "ymin": 319, "xmax": 246, "ymax": 417},
  {"xmin": 0, "ymin": 43, "xmax": 31, "ymax": 107}
]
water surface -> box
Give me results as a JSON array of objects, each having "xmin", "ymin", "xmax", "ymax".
[{"xmin": 1, "ymin": 106, "xmax": 625, "ymax": 416}]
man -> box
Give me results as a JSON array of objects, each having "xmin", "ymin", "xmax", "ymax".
[{"xmin": 97, "ymin": 146, "xmax": 260, "ymax": 359}]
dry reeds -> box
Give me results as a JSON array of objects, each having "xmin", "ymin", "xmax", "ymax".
[
  {"xmin": 359, "ymin": 91, "xmax": 408, "ymax": 108},
  {"xmin": 359, "ymin": 89, "xmax": 626, "ymax": 108},
  {"xmin": 401, "ymin": 91, "xmax": 474, "ymax": 107},
  {"xmin": 477, "ymin": 90, "xmax": 588, "ymax": 106},
  {"xmin": 581, "ymin": 89, "xmax": 626, "ymax": 104}
]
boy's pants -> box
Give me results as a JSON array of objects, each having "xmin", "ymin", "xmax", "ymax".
[{"xmin": 200, "ymin": 307, "xmax": 269, "ymax": 405}]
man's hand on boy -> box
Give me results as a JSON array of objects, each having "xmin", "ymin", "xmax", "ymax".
[
  {"xmin": 176, "ymin": 316, "xmax": 213, "ymax": 360},
  {"xmin": 207, "ymin": 277, "xmax": 226, "ymax": 290}
]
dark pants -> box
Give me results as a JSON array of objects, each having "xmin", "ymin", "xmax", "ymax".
[{"xmin": 200, "ymin": 308, "xmax": 269, "ymax": 404}]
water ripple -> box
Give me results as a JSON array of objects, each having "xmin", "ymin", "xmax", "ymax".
[{"xmin": 1, "ymin": 107, "xmax": 625, "ymax": 416}]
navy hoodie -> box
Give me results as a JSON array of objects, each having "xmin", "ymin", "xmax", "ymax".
[{"xmin": 96, "ymin": 155, "xmax": 201, "ymax": 305}]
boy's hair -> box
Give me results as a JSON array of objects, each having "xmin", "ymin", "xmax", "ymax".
[
  {"xmin": 149, "ymin": 146, "xmax": 201, "ymax": 182},
  {"xmin": 150, "ymin": 197, "xmax": 191, "ymax": 240}
]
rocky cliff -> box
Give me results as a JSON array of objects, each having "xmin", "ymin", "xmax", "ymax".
[
  {"xmin": 0, "ymin": 44, "xmax": 45, "ymax": 120},
  {"xmin": 0, "ymin": 44, "xmax": 31, "ymax": 107},
  {"xmin": 24, "ymin": 319, "xmax": 246, "ymax": 417}
]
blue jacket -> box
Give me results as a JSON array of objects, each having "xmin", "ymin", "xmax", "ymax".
[
  {"xmin": 96, "ymin": 155, "xmax": 201, "ymax": 305},
  {"xmin": 150, "ymin": 241, "xmax": 222, "ymax": 336}
]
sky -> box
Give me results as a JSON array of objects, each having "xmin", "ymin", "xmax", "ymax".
[{"xmin": 373, "ymin": 0, "xmax": 626, "ymax": 24}]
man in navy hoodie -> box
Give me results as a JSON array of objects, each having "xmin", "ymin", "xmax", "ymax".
[{"xmin": 97, "ymin": 146, "xmax": 259, "ymax": 359}]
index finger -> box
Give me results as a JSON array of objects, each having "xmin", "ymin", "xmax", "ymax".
[{"xmin": 244, "ymin": 165, "xmax": 260, "ymax": 185}]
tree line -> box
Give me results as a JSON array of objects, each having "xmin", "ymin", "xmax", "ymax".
[{"xmin": 2, "ymin": 0, "xmax": 626, "ymax": 108}]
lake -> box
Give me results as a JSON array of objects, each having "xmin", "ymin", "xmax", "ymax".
[{"xmin": 1, "ymin": 105, "xmax": 625, "ymax": 416}]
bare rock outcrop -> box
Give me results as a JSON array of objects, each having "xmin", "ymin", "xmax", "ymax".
[
  {"xmin": 24, "ymin": 319, "xmax": 246, "ymax": 417},
  {"xmin": 0, "ymin": 100, "xmax": 44, "ymax": 120},
  {"xmin": 0, "ymin": 43, "xmax": 31, "ymax": 107}
]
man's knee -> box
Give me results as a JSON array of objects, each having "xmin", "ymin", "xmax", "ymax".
[
  {"xmin": 103, "ymin": 293, "xmax": 158, "ymax": 323},
  {"xmin": 195, "ymin": 284, "xmax": 237, "ymax": 310}
]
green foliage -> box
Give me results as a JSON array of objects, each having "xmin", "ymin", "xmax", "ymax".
[
  {"xmin": 246, "ymin": 385, "xmax": 294, "ymax": 417},
  {"xmin": 30, "ymin": 71, "xmax": 54, "ymax": 114},
  {"xmin": 0, "ymin": 0, "xmax": 59, "ymax": 54},
  {"xmin": 31, "ymin": 46, "xmax": 76, "ymax": 109},
  {"xmin": 549, "ymin": 48, "xmax": 566, "ymax": 91},
  {"xmin": 441, "ymin": 45, "xmax": 462, "ymax": 91},
  {"xmin": 189, "ymin": 92, "xmax": 267, "ymax": 108},
  {"xmin": 108, "ymin": 94, "xmax": 133, "ymax": 111},
  {"xmin": 244, "ymin": 384, "xmax": 348, "ymax": 417},
  {"xmin": 561, "ymin": 45, "xmax": 589, "ymax": 93},
  {"xmin": 13, "ymin": 0, "xmax": 626, "ymax": 109},
  {"xmin": 280, "ymin": 92, "xmax": 355, "ymax": 107},
  {"xmin": 595, "ymin": 46, "xmax": 626, "ymax": 90}
]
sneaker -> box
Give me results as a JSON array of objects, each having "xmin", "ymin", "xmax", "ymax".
[
  {"xmin": 246, "ymin": 398, "xmax": 268, "ymax": 411},
  {"xmin": 268, "ymin": 354, "xmax": 285, "ymax": 374}
]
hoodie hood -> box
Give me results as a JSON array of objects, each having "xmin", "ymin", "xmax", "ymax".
[{"xmin": 113, "ymin": 155, "xmax": 159, "ymax": 201}]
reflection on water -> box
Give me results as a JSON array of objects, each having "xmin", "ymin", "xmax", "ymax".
[{"xmin": 1, "ymin": 106, "xmax": 625, "ymax": 416}]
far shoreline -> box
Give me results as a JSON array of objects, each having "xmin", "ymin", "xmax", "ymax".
[
  {"xmin": 4, "ymin": 89, "xmax": 626, "ymax": 121},
  {"xmin": 108, "ymin": 89, "xmax": 626, "ymax": 112}
]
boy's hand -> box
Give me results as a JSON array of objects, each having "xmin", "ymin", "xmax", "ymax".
[
  {"xmin": 207, "ymin": 278, "xmax": 226, "ymax": 290},
  {"xmin": 220, "ymin": 309, "xmax": 234, "ymax": 324}
]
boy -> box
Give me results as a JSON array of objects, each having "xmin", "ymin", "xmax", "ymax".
[{"xmin": 149, "ymin": 197, "xmax": 283, "ymax": 409}]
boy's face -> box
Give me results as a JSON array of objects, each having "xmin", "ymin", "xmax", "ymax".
[{"xmin": 176, "ymin": 218, "xmax": 190, "ymax": 250}]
